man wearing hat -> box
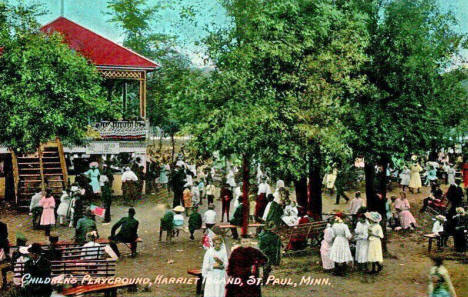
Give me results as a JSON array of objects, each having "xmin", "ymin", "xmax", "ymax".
[
  {"xmin": 75, "ymin": 208, "xmax": 98, "ymax": 245},
  {"xmin": 258, "ymin": 221, "xmax": 281, "ymax": 282},
  {"xmin": 170, "ymin": 163, "xmax": 186, "ymax": 207},
  {"xmin": 24, "ymin": 243, "xmax": 52, "ymax": 297},
  {"xmin": 109, "ymin": 208, "xmax": 139, "ymax": 258}
]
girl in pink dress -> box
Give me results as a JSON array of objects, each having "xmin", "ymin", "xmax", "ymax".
[
  {"xmin": 394, "ymin": 192, "xmax": 417, "ymax": 230},
  {"xmin": 39, "ymin": 189, "xmax": 56, "ymax": 236}
]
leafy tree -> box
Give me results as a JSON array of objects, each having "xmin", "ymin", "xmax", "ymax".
[
  {"xmin": 348, "ymin": 0, "xmax": 467, "ymax": 217},
  {"xmin": 0, "ymin": 3, "xmax": 113, "ymax": 152}
]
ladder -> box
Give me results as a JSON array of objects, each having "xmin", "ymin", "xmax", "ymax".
[{"xmin": 11, "ymin": 138, "xmax": 68, "ymax": 209}]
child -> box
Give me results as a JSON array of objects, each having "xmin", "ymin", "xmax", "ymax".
[
  {"xmin": 183, "ymin": 187, "xmax": 193, "ymax": 215},
  {"xmin": 188, "ymin": 206, "xmax": 202, "ymax": 240},
  {"xmin": 173, "ymin": 206, "xmax": 186, "ymax": 237},
  {"xmin": 57, "ymin": 189, "xmax": 72, "ymax": 225},
  {"xmin": 191, "ymin": 182, "xmax": 200, "ymax": 207},
  {"xmin": 432, "ymin": 215, "xmax": 447, "ymax": 249}
]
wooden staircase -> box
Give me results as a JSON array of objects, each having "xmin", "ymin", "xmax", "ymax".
[{"xmin": 11, "ymin": 139, "xmax": 68, "ymax": 209}]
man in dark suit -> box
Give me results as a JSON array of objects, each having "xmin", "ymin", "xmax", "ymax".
[
  {"xmin": 109, "ymin": 208, "xmax": 139, "ymax": 258},
  {"xmin": 24, "ymin": 243, "xmax": 52, "ymax": 297}
]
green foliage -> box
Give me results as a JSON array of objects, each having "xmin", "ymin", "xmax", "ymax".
[
  {"xmin": 349, "ymin": 0, "xmax": 467, "ymax": 163},
  {"xmin": 0, "ymin": 3, "xmax": 113, "ymax": 152},
  {"xmin": 186, "ymin": 0, "xmax": 369, "ymax": 181}
]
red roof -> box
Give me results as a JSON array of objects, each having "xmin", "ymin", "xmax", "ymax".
[{"xmin": 40, "ymin": 17, "xmax": 159, "ymax": 70}]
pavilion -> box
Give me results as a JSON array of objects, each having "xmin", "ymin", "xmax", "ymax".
[{"xmin": 40, "ymin": 16, "xmax": 160, "ymax": 119}]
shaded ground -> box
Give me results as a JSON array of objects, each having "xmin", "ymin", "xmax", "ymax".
[{"xmin": 0, "ymin": 184, "xmax": 467, "ymax": 297}]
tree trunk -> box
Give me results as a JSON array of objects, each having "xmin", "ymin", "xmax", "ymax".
[
  {"xmin": 308, "ymin": 148, "xmax": 322, "ymax": 221},
  {"xmin": 241, "ymin": 155, "xmax": 250, "ymax": 237},
  {"xmin": 378, "ymin": 155, "xmax": 390, "ymax": 254},
  {"xmin": 158, "ymin": 131, "xmax": 164, "ymax": 153},
  {"xmin": 294, "ymin": 177, "xmax": 308, "ymax": 210},
  {"xmin": 364, "ymin": 161, "xmax": 376, "ymax": 211},
  {"xmin": 171, "ymin": 135, "xmax": 175, "ymax": 164}
]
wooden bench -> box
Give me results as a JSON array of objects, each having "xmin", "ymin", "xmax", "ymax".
[
  {"xmin": 187, "ymin": 269, "xmax": 203, "ymax": 295},
  {"xmin": 62, "ymin": 283, "xmax": 136, "ymax": 297},
  {"xmin": 13, "ymin": 258, "xmax": 131, "ymax": 296},
  {"xmin": 276, "ymin": 221, "xmax": 327, "ymax": 255},
  {"xmin": 59, "ymin": 245, "xmax": 106, "ymax": 260},
  {"xmin": 217, "ymin": 223, "xmax": 264, "ymax": 229},
  {"xmin": 14, "ymin": 259, "xmax": 117, "ymax": 281},
  {"xmin": 424, "ymin": 233, "xmax": 439, "ymax": 253}
]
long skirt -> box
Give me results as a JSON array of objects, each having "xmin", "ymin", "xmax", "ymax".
[
  {"xmin": 204, "ymin": 269, "xmax": 226, "ymax": 297},
  {"xmin": 399, "ymin": 210, "xmax": 416, "ymax": 229},
  {"xmin": 329, "ymin": 237, "xmax": 353, "ymax": 264},
  {"xmin": 367, "ymin": 238, "xmax": 383, "ymax": 263},
  {"xmin": 255, "ymin": 193, "xmax": 267, "ymax": 218},
  {"xmin": 320, "ymin": 241, "xmax": 334, "ymax": 269},
  {"xmin": 355, "ymin": 240, "xmax": 368, "ymax": 263},
  {"xmin": 40, "ymin": 208, "xmax": 56, "ymax": 226}
]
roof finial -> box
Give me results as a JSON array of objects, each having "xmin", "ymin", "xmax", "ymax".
[{"xmin": 60, "ymin": 0, "xmax": 64, "ymax": 17}]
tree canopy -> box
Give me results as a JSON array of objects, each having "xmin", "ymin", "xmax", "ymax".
[{"xmin": 0, "ymin": 3, "xmax": 113, "ymax": 152}]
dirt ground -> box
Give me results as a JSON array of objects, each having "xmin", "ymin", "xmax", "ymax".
[{"xmin": 1, "ymin": 184, "xmax": 467, "ymax": 297}]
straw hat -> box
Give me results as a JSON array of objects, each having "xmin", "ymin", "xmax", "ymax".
[
  {"xmin": 365, "ymin": 211, "xmax": 382, "ymax": 223},
  {"xmin": 435, "ymin": 215, "xmax": 446, "ymax": 222},
  {"xmin": 455, "ymin": 207, "xmax": 465, "ymax": 215},
  {"xmin": 173, "ymin": 205, "xmax": 185, "ymax": 213}
]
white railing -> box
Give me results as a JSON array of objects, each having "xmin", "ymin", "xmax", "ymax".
[{"xmin": 92, "ymin": 121, "xmax": 148, "ymax": 140}]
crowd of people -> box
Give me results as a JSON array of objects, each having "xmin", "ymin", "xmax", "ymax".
[{"xmin": 0, "ymin": 149, "xmax": 466, "ymax": 297}]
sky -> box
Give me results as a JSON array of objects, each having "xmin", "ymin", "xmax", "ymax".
[{"xmin": 8, "ymin": 0, "xmax": 468, "ymax": 64}]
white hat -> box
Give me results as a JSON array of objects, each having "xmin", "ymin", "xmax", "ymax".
[{"xmin": 173, "ymin": 205, "xmax": 185, "ymax": 213}]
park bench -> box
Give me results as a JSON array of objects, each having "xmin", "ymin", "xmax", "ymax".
[
  {"xmin": 423, "ymin": 233, "xmax": 439, "ymax": 253},
  {"xmin": 13, "ymin": 259, "xmax": 132, "ymax": 296},
  {"xmin": 217, "ymin": 223, "xmax": 264, "ymax": 230},
  {"xmin": 59, "ymin": 245, "xmax": 106, "ymax": 260},
  {"xmin": 187, "ymin": 268, "xmax": 203, "ymax": 295},
  {"xmin": 276, "ymin": 221, "xmax": 327, "ymax": 255}
]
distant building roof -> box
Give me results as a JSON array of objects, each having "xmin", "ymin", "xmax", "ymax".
[{"xmin": 40, "ymin": 17, "xmax": 159, "ymax": 71}]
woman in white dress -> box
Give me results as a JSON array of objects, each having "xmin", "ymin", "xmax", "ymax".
[
  {"xmin": 202, "ymin": 236, "xmax": 228, "ymax": 297},
  {"xmin": 57, "ymin": 190, "xmax": 71, "ymax": 225},
  {"xmin": 281, "ymin": 201, "xmax": 299, "ymax": 226},
  {"xmin": 320, "ymin": 223, "xmax": 335, "ymax": 271},
  {"xmin": 399, "ymin": 166, "xmax": 410, "ymax": 192},
  {"xmin": 365, "ymin": 212, "xmax": 384, "ymax": 274},
  {"xmin": 354, "ymin": 215, "xmax": 369, "ymax": 271},
  {"xmin": 409, "ymin": 162, "xmax": 423, "ymax": 193},
  {"xmin": 329, "ymin": 216, "xmax": 353, "ymax": 276}
]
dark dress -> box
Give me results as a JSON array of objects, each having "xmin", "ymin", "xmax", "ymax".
[
  {"xmin": 225, "ymin": 247, "xmax": 267, "ymax": 297},
  {"xmin": 453, "ymin": 214, "xmax": 467, "ymax": 252},
  {"xmin": 170, "ymin": 168, "xmax": 186, "ymax": 207}
]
